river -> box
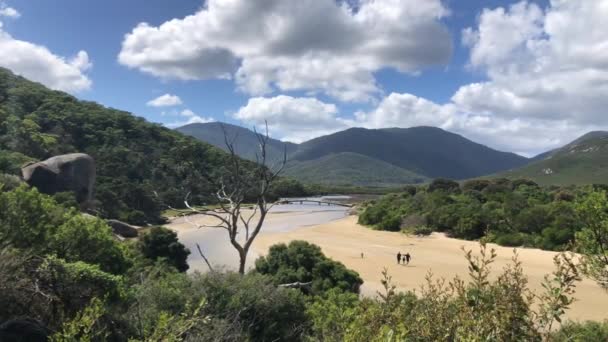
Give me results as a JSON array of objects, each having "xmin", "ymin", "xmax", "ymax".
[{"xmin": 167, "ymin": 196, "xmax": 351, "ymax": 272}]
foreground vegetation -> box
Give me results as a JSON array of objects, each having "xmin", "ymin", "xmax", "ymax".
[
  {"xmin": 360, "ymin": 178, "xmax": 607, "ymax": 251},
  {"xmin": 2, "ymin": 184, "xmax": 608, "ymax": 341}
]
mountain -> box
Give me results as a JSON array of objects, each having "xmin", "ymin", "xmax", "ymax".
[
  {"xmin": 176, "ymin": 122, "xmax": 298, "ymax": 162},
  {"xmin": 180, "ymin": 123, "xmax": 531, "ymax": 186},
  {"xmin": 501, "ymin": 131, "xmax": 608, "ymax": 185},
  {"xmin": 283, "ymin": 152, "xmax": 428, "ymax": 187},
  {"xmin": 0, "ymin": 67, "xmax": 230, "ymax": 224},
  {"xmin": 292, "ymin": 127, "xmax": 530, "ymax": 179}
]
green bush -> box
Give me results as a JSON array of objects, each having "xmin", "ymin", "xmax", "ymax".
[
  {"xmin": 0, "ymin": 173, "xmax": 22, "ymax": 191},
  {"xmin": 408, "ymin": 225, "xmax": 433, "ymax": 236},
  {"xmin": 0, "ymin": 185, "xmax": 66, "ymax": 250},
  {"xmin": 493, "ymin": 232, "xmax": 528, "ymax": 247},
  {"xmin": 550, "ymin": 320, "xmax": 608, "ymax": 341},
  {"xmin": 255, "ymin": 240, "xmax": 363, "ymax": 294},
  {"xmin": 139, "ymin": 227, "xmax": 190, "ymax": 272},
  {"xmin": 377, "ymin": 213, "xmax": 402, "ymax": 231},
  {"xmin": 191, "ymin": 272, "xmax": 310, "ymax": 341},
  {"xmin": 49, "ymin": 215, "xmax": 130, "ymax": 274}
]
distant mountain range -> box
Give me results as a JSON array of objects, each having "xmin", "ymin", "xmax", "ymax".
[
  {"xmin": 177, "ymin": 123, "xmax": 531, "ymax": 186},
  {"xmin": 500, "ymin": 131, "xmax": 608, "ymax": 185}
]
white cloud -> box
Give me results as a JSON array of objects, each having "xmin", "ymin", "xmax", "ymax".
[
  {"xmin": 0, "ymin": 3, "xmax": 91, "ymax": 93},
  {"xmin": 166, "ymin": 109, "xmax": 214, "ymax": 128},
  {"xmin": 354, "ymin": 92, "xmax": 596, "ymax": 156},
  {"xmin": 456, "ymin": 0, "xmax": 608, "ymax": 126},
  {"xmin": 0, "ymin": 1, "xmax": 19, "ymax": 19},
  {"xmin": 119, "ymin": 0, "xmax": 452, "ymax": 102},
  {"xmin": 231, "ymin": 0, "xmax": 608, "ymax": 155},
  {"xmin": 146, "ymin": 93, "xmax": 183, "ymax": 107},
  {"xmin": 0, "ymin": 30, "xmax": 92, "ymax": 92},
  {"xmin": 234, "ymin": 95, "xmax": 349, "ymax": 142},
  {"xmin": 180, "ymin": 109, "xmax": 196, "ymax": 117}
]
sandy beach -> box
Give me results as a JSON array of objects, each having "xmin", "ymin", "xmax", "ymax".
[{"xmin": 253, "ymin": 215, "xmax": 608, "ymax": 323}]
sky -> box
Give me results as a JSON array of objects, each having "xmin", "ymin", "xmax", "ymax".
[{"xmin": 1, "ymin": 0, "xmax": 606, "ymax": 156}]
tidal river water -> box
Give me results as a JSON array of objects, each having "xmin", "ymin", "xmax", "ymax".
[{"xmin": 166, "ymin": 196, "xmax": 351, "ymax": 272}]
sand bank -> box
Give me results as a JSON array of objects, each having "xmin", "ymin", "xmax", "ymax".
[{"xmin": 254, "ymin": 215, "xmax": 608, "ymax": 323}]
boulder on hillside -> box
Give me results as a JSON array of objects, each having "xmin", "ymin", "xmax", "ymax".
[
  {"xmin": 106, "ymin": 219, "xmax": 139, "ymax": 238},
  {"xmin": 21, "ymin": 153, "xmax": 95, "ymax": 207}
]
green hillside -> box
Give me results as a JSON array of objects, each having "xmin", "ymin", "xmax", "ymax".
[
  {"xmin": 177, "ymin": 122, "xmax": 298, "ymax": 163},
  {"xmin": 292, "ymin": 126, "xmax": 530, "ymax": 179},
  {"xmin": 181, "ymin": 123, "xmax": 531, "ymax": 186},
  {"xmin": 283, "ymin": 152, "xmax": 428, "ymax": 187},
  {"xmin": 501, "ymin": 132, "xmax": 608, "ymax": 185},
  {"xmin": 0, "ymin": 67, "xmax": 228, "ymax": 224}
]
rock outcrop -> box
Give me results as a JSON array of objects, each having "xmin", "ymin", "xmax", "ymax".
[
  {"xmin": 106, "ymin": 219, "xmax": 139, "ymax": 238},
  {"xmin": 21, "ymin": 153, "xmax": 95, "ymax": 206}
]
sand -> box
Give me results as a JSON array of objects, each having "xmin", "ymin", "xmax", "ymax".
[{"xmin": 253, "ymin": 215, "xmax": 608, "ymax": 323}]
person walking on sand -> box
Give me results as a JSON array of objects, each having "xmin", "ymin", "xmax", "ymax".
[
  {"xmin": 397, "ymin": 252, "xmax": 402, "ymax": 264},
  {"xmin": 405, "ymin": 252, "xmax": 411, "ymax": 265}
]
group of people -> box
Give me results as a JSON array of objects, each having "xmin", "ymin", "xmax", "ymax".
[{"xmin": 397, "ymin": 251, "xmax": 411, "ymax": 265}]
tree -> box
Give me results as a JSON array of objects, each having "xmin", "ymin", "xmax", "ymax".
[
  {"xmin": 139, "ymin": 227, "xmax": 190, "ymax": 272},
  {"xmin": 173, "ymin": 123, "xmax": 286, "ymax": 274},
  {"xmin": 428, "ymin": 178, "xmax": 460, "ymax": 193},
  {"xmin": 255, "ymin": 241, "xmax": 363, "ymax": 294},
  {"xmin": 575, "ymin": 190, "xmax": 608, "ymax": 290}
]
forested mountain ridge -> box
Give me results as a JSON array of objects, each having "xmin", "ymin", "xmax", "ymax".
[
  {"xmin": 181, "ymin": 123, "xmax": 531, "ymax": 184},
  {"xmin": 501, "ymin": 131, "xmax": 608, "ymax": 185},
  {"xmin": 292, "ymin": 126, "xmax": 530, "ymax": 179},
  {"xmin": 0, "ymin": 67, "xmax": 228, "ymax": 224}
]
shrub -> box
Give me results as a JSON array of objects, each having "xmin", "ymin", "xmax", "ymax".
[
  {"xmin": 428, "ymin": 178, "xmax": 460, "ymax": 193},
  {"xmin": 493, "ymin": 232, "xmax": 527, "ymax": 247},
  {"xmin": 49, "ymin": 215, "xmax": 130, "ymax": 274},
  {"xmin": 377, "ymin": 213, "xmax": 402, "ymax": 231},
  {"xmin": 139, "ymin": 227, "xmax": 190, "ymax": 272},
  {"xmin": 550, "ymin": 320, "xmax": 608, "ymax": 341},
  {"xmin": 0, "ymin": 185, "xmax": 66, "ymax": 250},
  {"xmin": 410, "ymin": 225, "xmax": 433, "ymax": 236},
  {"xmin": 0, "ymin": 173, "xmax": 22, "ymax": 191},
  {"xmin": 400, "ymin": 214, "xmax": 427, "ymax": 230},
  {"xmin": 191, "ymin": 272, "xmax": 310, "ymax": 341},
  {"xmin": 255, "ymin": 240, "xmax": 363, "ymax": 294}
]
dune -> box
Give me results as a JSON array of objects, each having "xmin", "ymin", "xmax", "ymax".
[{"xmin": 254, "ymin": 215, "xmax": 608, "ymax": 323}]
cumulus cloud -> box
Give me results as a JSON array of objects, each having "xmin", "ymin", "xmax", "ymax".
[
  {"xmin": 146, "ymin": 93, "xmax": 183, "ymax": 107},
  {"xmin": 351, "ymin": 0, "xmax": 608, "ymax": 156},
  {"xmin": 119, "ymin": 0, "xmax": 452, "ymax": 102},
  {"xmin": 0, "ymin": 4, "xmax": 19, "ymax": 18},
  {"xmin": 165, "ymin": 108, "xmax": 214, "ymax": 128},
  {"xmin": 234, "ymin": 95, "xmax": 349, "ymax": 142},
  {"xmin": 456, "ymin": 0, "xmax": 608, "ymax": 126},
  {"xmin": 0, "ymin": 4, "xmax": 91, "ymax": 93},
  {"xmin": 354, "ymin": 92, "xmax": 595, "ymax": 156}
]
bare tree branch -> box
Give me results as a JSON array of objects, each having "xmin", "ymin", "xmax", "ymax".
[{"xmin": 196, "ymin": 243, "xmax": 215, "ymax": 273}]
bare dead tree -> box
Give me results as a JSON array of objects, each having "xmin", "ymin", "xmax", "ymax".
[{"xmin": 175, "ymin": 122, "xmax": 286, "ymax": 274}]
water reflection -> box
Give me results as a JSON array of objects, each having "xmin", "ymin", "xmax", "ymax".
[{"xmin": 170, "ymin": 196, "xmax": 351, "ymax": 272}]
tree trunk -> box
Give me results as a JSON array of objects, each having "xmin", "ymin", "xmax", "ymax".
[{"xmin": 238, "ymin": 249, "xmax": 247, "ymax": 274}]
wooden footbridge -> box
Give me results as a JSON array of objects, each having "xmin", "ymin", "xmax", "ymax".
[{"xmin": 279, "ymin": 199, "xmax": 353, "ymax": 208}]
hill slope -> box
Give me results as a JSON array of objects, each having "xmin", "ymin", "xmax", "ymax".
[
  {"xmin": 177, "ymin": 122, "xmax": 298, "ymax": 162},
  {"xmin": 0, "ymin": 67, "xmax": 228, "ymax": 224},
  {"xmin": 283, "ymin": 152, "xmax": 428, "ymax": 187},
  {"xmin": 502, "ymin": 132, "xmax": 608, "ymax": 185},
  {"xmin": 182, "ymin": 123, "xmax": 532, "ymax": 185},
  {"xmin": 292, "ymin": 127, "xmax": 530, "ymax": 179}
]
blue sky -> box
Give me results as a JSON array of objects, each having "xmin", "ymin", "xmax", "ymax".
[{"xmin": 1, "ymin": 0, "xmax": 606, "ymax": 156}]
